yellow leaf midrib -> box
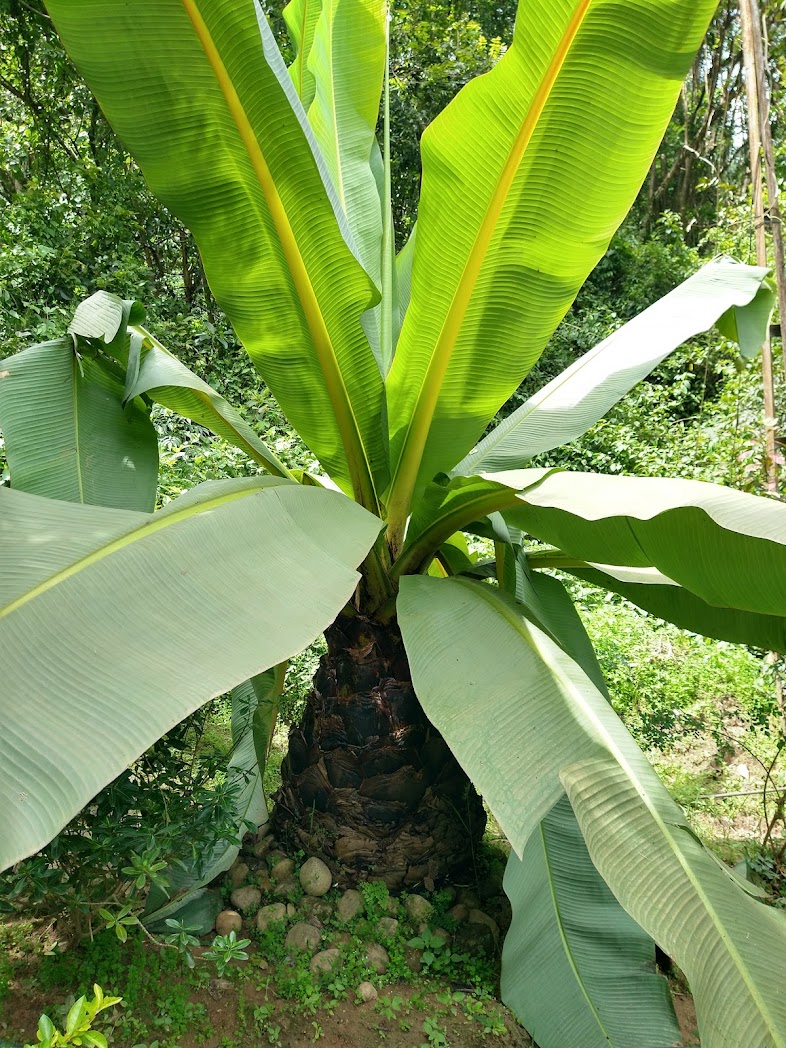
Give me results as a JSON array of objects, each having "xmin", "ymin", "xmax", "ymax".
[
  {"xmin": 179, "ymin": 0, "xmax": 377, "ymax": 510},
  {"xmin": 0, "ymin": 485, "xmax": 260, "ymax": 623},
  {"xmin": 387, "ymin": 0, "xmax": 593, "ymax": 531}
]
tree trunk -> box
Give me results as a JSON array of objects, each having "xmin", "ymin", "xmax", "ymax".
[{"xmin": 274, "ymin": 610, "xmax": 487, "ymax": 890}]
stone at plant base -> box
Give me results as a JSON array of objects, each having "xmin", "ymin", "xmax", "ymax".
[
  {"xmin": 457, "ymin": 887, "xmax": 481, "ymax": 910},
  {"xmin": 252, "ymin": 837, "xmax": 274, "ymax": 860},
  {"xmin": 337, "ymin": 888, "xmax": 363, "ymax": 922},
  {"xmin": 266, "ymin": 849, "xmax": 288, "ymax": 867},
  {"xmin": 299, "ymin": 856, "xmax": 332, "ymax": 896},
  {"xmin": 286, "ymin": 903, "xmax": 297, "ymax": 917},
  {"xmin": 257, "ymin": 822, "xmax": 272, "ymax": 840},
  {"xmin": 365, "ymin": 942, "xmax": 389, "ymax": 975},
  {"xmin": 432, "ymin": 927, "xmax": 450, "ymax": 943},
  {"xmin": 230, "ymin": 886, "xmax": 261, "ymax": 914},
  {"xmin": 257, "ymin": 871, "xmax": 273, "ymax": 893},
  {"xmin": 455, "ymin": 920, "xmax": 495, "ymax": 954},
  {"xmin": 376, "ymin": 916, "xmax": 399, "ymax": 938},
  {"xmin": 332, "ymin": 930, "xmax": 352, "ymax": 946},
  {"xmin": 256, "ymin": 902, "xmax": 287, "ymax": 933},
  {"xmin": 271, "ymin": 856, "xmax": 295, "ymax": 882},
  {"xmin": 215, "ymin": 910, "xmax": 243, "ymax": 936},
  {"xmin": 285, "ymin": 921, "xmax": 322, "ymax": 952},
  {"xmin": 229, "ymin": 860, "xmax": 250, "ymax": 888},
  {"xmin": 448, "ymin": 903, "xmax": 469, "ymax": 923},
  {"xmin": 273, "ymin": 877, "xmax": 297, "ymax": 898},
  {"xmin": 357, "ymin": 981, "xmax": 378, "ymax": 1004},
  {"xmin": 468, "ymin": 908, "xmax": 499, "ymax": 944},
  {"xmin": 404, "ymin": 894, "xmax": 432, "ymax": 922},
  {"xmin": 404, "ymin": 945, "xmax": 423, "ymax": 974},
  {"xmin": 310, "ymin": 948, "xmax": 341, "ymax": 974},
  {"xmin": 302, "ymin": 898, "xmax": 333, "ymax": 927}
]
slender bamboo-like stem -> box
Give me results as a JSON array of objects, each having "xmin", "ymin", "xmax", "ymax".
[
  {"xmin": 746, "ymin": 0, "xmax": 786, "ymax": 381},
  {"xmin": 739, "ymin": 0, "xmax": 778, "ymax": 493}
]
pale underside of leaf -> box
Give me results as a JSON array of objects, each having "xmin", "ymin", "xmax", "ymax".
[
  {"xmin": 397, "ymin": 575, "xmax": 786, "ymax": 1048},
  {"xmin": 0, "ymin": 479, "xmax": 380, "ymax": 870},
  {"xmin": 502, "ymin": 795, "xmax": 681, "ymax": 1048},
  {"xmin": 453, "ymin": 260, "xmax": 771, "ymax": 475}
]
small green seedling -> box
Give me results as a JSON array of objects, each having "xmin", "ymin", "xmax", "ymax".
[
  {"xmin": 26, "ymin": 985, "xmax": 122, "ymax": 1048},
  {"xmin": 97, "ymin": 904, "xmax": 139, "ymax": 943},
  {"xmin": 203, "ymin": 929, "xmax": 251, "ymax": 975},
  {"xmin": 162, "ymin": 918, "xmax": 201, "ymax": 968},
  {"xmin": 406, "ymin": 927, "xmax": 446, "ymax": 968}
]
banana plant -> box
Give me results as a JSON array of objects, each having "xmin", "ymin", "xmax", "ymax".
[{"xmin": 2, "ymin": 0, "xmax": 786, "ymax": 1044}]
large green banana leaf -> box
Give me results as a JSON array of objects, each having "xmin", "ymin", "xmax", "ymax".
[
  {"xmin": 393, "ymin": 470, "xmax": 554, "ymax": 577},
  {"xmin": 503, "ymin": 796, "xmax": 681, "ymax": 1048},
  {"xmin": 453, "ymin": 260, "xmax": 772, "ymax": 476},
  {"xmin": 556, "ymin": 561, "xmax": 786, "ymax": 652},
  {"xmin": 0, "ymin": 339, "xmax": 158, "ymax": 511},
  {"xmin": 397, "ymin": 574, "xmax": 786, "ymax": 1048},
  {"xmin": 306, "ymin": 0, "xmax": 391, "ymax": 371},
  {"xmin": 45, "ymin": 0, "xmax": 387, "ymax": 508},
  {"xmin": 283, "ymin": 0, "xmax": 323, "ymax": 106},
  {"xmin": 125, "ymin": 325, "xmax": 292, "ymax": 479},
  {"xmin": 67, "ymin": 289, "xmax": 292, "ymax": 479},
  {"xmin": 384, "ymin": 0, "xmax": 719, "ymax": 530},
  {"xmin": 0, "ymin": 478, "xmax": 380, "ymax": 871},
  {"xmin": 501, "ymin": 468, "xmax": 786, "ymax": 617},
  {"xmin": 307, "ymin": 0, "xmax": 386, "ymax": 290},
  {"xmin": 399, "ymin": 468, "xmax": 786, "ymax": 619},
  {"xmin": 143, "ymin": 666, "xmax": 283, "ymax": 931},
  {"xmin": 501, "ymin": 569, "xmax": 680, "ymax": 1046}
]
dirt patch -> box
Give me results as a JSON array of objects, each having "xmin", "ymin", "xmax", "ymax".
[{"xmin": 2, "ymin": 976, "xmax": 532, "ymax": 1048}]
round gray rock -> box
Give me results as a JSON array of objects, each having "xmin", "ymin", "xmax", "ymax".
[
  {"xmin": 458, "ymin": 887, "xmax": 481, "ymax": 910},
  {"xmin": 404, "ymin": 894, "xmax": 432, "ymax": 922},
  {"xmin": 302, "ymin": 897, "xmax": 334, "ymax": 926},
  {"xmin": 228, "ymin": 860, "xmax": 250, "ymax": 888},
  {"xmin": 469, "ymin": 908, "xmax": 499, "ymax": 944},
  {"xmin": 252, "ymin": 837, "xmax": 274, "ymax": 860},
  {"xmin": 455, "ymin": 920, "xmax": 495, "ymax": 954},
  {"xmin": 215, "ymin": 910, "xmax": 243, "ymax": 936},
  {"xmin": 256, "ymin": 902, "xmax": 287, "ymax": 933},
  {"xmin": 285, "ymin": 921, "xmax": 322, "ymax": 953},
  {"xmin": 365, "ymin": 942, "xmax": 389, "ymax": 975},
  {"xmin": 230, "ymin": 886, "xmax": 261, "ymax": 914},
  {"xmin": 376, "ymin": 917, "xmax": 399, "ymax": 938},
  {"xmin": 310, "ymin": 948, "xmax": 341, "ymax": 974},
  {"xmin": 299, "ymin": 856, "xmax": 332, "ymax": 897},
  {"xmin": 273, "ymin": 877, "xmax": 297, "ymax": 898},
  {"xmin": 337, "ymin": 888, "xmax": 363, "ymax": 922},
  {"xmin": 271, "ymin": 857, "xmax": 296, "ymax": 882},
  {"xmin": 357, "ymin": 981, "xmax": 377, "ymax": 1004},
  {"xmin": 448, "ymin": 903, "xmax": 469, "ymax": 923}
]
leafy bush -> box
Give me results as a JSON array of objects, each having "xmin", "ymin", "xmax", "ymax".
[
  {"xmin": 0, "ymin": 703, "xmax": 243, "ymax": 935},
  {"xmin": 573, "ymin": 589, "xmax": 773, "ymax": 749}
]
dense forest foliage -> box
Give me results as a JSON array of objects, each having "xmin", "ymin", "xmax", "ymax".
[{"xmin": 1, "ymin": 0, "xmax": 784, "ymax": 492}]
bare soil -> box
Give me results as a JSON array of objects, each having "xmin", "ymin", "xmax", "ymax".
[{"xmin": 0, "ymin": 940, "xmax": 699, "ymax": 1048}]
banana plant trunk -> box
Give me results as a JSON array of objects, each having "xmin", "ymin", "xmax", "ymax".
[{"xmin": 275, "ymin": 612, "xmax": 486, "ymax": 889}]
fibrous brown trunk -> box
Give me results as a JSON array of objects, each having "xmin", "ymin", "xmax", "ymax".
[{"xmin": 274, "ymin": 611, "xmax": 486, "ymax": 890}]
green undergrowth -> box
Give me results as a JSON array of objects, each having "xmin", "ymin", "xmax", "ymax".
[{"xmin": 0, "ymin": 875, "xmax": 511, "ymax": 1048}]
